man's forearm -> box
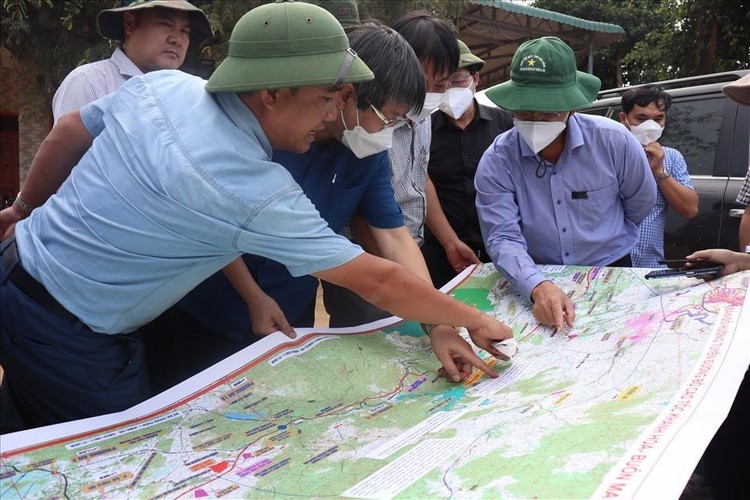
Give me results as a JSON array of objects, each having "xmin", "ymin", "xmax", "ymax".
[{"xmin": 20, "ymin": 112, "xmax": 94, "ymax": 209}]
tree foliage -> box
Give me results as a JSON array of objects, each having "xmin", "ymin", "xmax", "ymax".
[
  {"xmin": 532, "ymin": 0, "xmax": 749, "ymax": 88},
  {"xmin": 0, "ymin": 0, "xmax": 466, "ymax": 100},
  {"xmin": 2, "ymin": 0, "xmax": 748, "ymax": 100}
]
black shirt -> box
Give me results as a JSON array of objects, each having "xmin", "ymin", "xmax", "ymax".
[{"xmin": 428, "ymin": 102, "xmax": 513, "ymax": 251}]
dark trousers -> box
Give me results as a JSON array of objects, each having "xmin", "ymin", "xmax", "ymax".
[
  {"xmin": 0, "ymin": 239, "xmax": 149, "ymax": 433},
  {"xmin": 140, "ymin": 306, "xmax": 261, "ymax": 395},
  {"xmin": 703, "ymin": 369, "xmax": 750, "ymax": 499},
  {"xmin": 321, "ymin": 281, "xmax": 390, "ymax": 328},
  {"xmin": 421, "ymin": 237, "xmax": 492, "ymax": 289}
]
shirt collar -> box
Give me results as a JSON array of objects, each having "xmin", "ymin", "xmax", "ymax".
[
  {"xmin": 213, "ymin": 92, "xmax": 273, "ymax": 158},
  {"xmin": 112, "ymin": 47, "xmax": 143, "ymax": 79}
]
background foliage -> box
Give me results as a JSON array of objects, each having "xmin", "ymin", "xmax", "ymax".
[{"xmin": 1, "ymin": 0, "xmax": 748, "ymax": 100}]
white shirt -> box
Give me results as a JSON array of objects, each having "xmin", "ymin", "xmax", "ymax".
[{"xmin": 51, "ymin": 47, "xmax": 142, "ymax": 123}]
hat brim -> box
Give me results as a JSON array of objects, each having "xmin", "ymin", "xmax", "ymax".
[
  {"xmin": 205, "ymin": 51, "xmax": 373, "ymax": 93},
  {"xmin": 98, "ymin": 1, "xmax": 213, "ymax": 46},
  {"xmin": 459, "ymin": 54, "xmax": 485, "ymax": 71},
  {"xmin": 722, "ymin": 74, "xmax": 750, "ymax": 106},
  {"xmin": 486, "ymin": 70, "xmax": 601, "ymax": 112}
]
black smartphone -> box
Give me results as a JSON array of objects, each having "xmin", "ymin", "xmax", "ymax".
[
  {"xmin": 658, "ymin": 259, "xmax": 720, "ymax": 270},
  {"xmin": 645, "ymin": 264, "xmax": 724, "ymax": 279}
]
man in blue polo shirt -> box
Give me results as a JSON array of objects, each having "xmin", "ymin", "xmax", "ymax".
[
  {"xmin": 0, "ymin": 2, "xmax": 513, "ymax": 433},
  {"xmin": 145, "ymin": 22, "xmax": 470, "ymax": 392}
]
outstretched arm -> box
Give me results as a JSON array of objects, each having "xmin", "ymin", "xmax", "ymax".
[{"xmin": 314, "ymin": 253, "xmax": 514, "ymax": 382}]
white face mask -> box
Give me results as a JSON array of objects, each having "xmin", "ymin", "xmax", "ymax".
[
  {"xmin": 514, "ymin": 116, "xmax": 568, "ymax": 154},
  {"xmin": 340, "ymin": 108, "xmax": 394, "ymax": 159},
  {"xmin": 439, "ymin": 87, "xmax": 474, "ymax": 119},
  {"xmin": 406, "ymin": 92, "xmax": 444, "ymax": 123},
  {"xmin": 627, "ymin": 119, "xmax": 663, "ymax": 145}
]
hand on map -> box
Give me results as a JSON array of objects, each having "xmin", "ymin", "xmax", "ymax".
[
  {"xmin": 530, "ymin": 281, "xmax": 575, "ymax": 332},
  {"xmin": 429, "ymin": 325, "xmax": 506, "ymax": 382},
  {"xmin": 246, "ymin": 291, "xmax": 296, "ymax": 338}
]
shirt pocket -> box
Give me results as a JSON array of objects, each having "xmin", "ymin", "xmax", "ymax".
[{"xmin": 575, "ymin": 182, "xmax": 619, "ymax": 232}]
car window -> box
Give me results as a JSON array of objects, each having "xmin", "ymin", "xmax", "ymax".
[
  {"xmin": 661, "ymin": 96, "xmax": 724, "ymax": 176},
  {"xmin": 581, "ymin": 107, "xmax": 610, "ymax": 117}
]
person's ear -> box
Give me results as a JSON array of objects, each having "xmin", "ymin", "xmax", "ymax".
[
  {"xmin": 337, "ymin": 84, "xmax": 355, "ymax": 110},
  {"xmin": 258, "ymin": 89, "xmax": 281, "ymax": 110},
  {"xmin": 123, "ymin": 12, "xmax": 137, "ymax": 37},
  {"xmin": 618, "ymin": 111, "xmax": 629, "ymax": 126}
]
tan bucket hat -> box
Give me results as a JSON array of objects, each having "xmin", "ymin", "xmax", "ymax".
[{"xmin": 98, "ymin": 0, "xmax": 213, "ymax": 46}]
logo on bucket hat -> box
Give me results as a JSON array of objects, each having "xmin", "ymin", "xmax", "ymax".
[
  {"xmin": 519, "ymin": 55, "xmax": 545, "ymax": 72},
  {"xmin": 205, "ymin": 0, "xmax": 373, "ymax": 93},
  {"xmin": 97, "ymin": 0, "xmax": 213, "ymax": 46},
  {"xmin": 485, "ymin": 36, "xmax": 601, "ymax": 113}
]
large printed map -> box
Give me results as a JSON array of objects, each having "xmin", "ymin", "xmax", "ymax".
[{"xmin": 1, "ymin": 264, "xmax": 749, "ymax": 499}]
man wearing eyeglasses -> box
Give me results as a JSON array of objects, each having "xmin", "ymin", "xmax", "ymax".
[
  {"xmin": 475, "ymin": 37, "xmax": 656, "ymax": 332},
  {"xmin": 423, "ymin": 40, "xmax": 514, "ymax": 287},
  {"xmin": 1, "ymin": 4, "xmax": 513, "ymax": 432},
  {"xmin": 140, "ymin": 23, "xmax": 482, "ymax": 393}
]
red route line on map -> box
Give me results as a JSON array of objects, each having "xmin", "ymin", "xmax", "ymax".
[{"xmin": 0, "ymin": 268, "xmax": 478, "ymax": 460}]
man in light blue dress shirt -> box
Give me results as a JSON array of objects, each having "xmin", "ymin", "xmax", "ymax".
[
  {"xmin": 0, "ymin": 1, "xmax": 513, "ymax": 433},
  {"xmin": 475, "ymin": 37, "xmax": 656, "ymax": 333},
  {"xmin": 0, "ymin": 2, "xmax": 512, "ymax": 433}
]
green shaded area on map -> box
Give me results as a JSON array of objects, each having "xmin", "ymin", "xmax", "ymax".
[{"xmin": 1, "ymin": 265, "xmax": 746, "ymax": 499}]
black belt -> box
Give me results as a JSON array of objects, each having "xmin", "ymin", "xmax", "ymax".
[{"xmin": 6, "ymin": 240, "xmax": 78, "ymax": 322}]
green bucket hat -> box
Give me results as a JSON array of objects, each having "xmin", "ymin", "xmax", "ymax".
[
  {"xmin": 205, "ymin": 0, "xmax": 373, "ymax": 93},
  {"xmin": 308, "ymin": 0, "xmax": 360, "ymax": 28},
  {"xmin": 485, "ymin": 36, "xmax": 601, "ymax": 112},
  {"xmin": 98, "ymin": 0, "xmax": 213, "ymax": 46},
  {"xmin": 457, "ymin": 40, "xmax": 484, "ymax": 71}
]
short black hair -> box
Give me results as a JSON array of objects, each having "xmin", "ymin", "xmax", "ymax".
[
  {"xmin": 391, "ymin": 11, "xmax": 459, "ymax": 79},
  {"xmin": 348, "ymin": 22, "xmax": 426, "ymax": 114},
  {"xmin": 621, "ymin": 85, "xmax": 672, "ymax": 114}
]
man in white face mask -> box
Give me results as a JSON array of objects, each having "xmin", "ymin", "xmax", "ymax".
[
  {"xmin": 156, "ymin": 22, "xmax": 506, "ymax": 391},
  {"xmin": 423, "ymin": 40, "xmax": 514, "ymax": 287},
  {"xmin": 475, "ymin": 36, "xmax": 657, "ymax": 332},
  {"xmin": 324, "ymin": 11, "xmax": 462, "ymax": 327},
  {"xmin": 618, "ymin": 85, "xmax": 698, "ymax": 267}
]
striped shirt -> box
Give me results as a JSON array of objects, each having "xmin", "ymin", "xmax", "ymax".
[
  {"xmin": 52, "ymin": 47, "xmax": 142, "ymax": 123},
  {"xmin": 388, "ymin": 116, "xmax": 432, "ymax": 245},
  {"xmin": 632, "ymin": 147, "xmax": 694, "ymax": 267},
  {"xmin": 737, "ymin": 167, "xmax": 750, "ymax": 205}
]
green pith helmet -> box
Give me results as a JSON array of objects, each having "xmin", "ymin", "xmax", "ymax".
[
  {"xmin": 98, "ymin": 0, "xmax": 213, "ymax": 46},
  {"xmin": 485, "ymin": 36, "xmax": 601, "ymax": 112},
  {"xmin": 457, "ymin": 40, "xmax": 484, "ymax": 71},
  {"xmin": 205, "ymin": 0, "xmax": 373, "ymax": 93},
  {"xmin": 308, "ymin": 0, "xmax": 360, "ymax": 28}
]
